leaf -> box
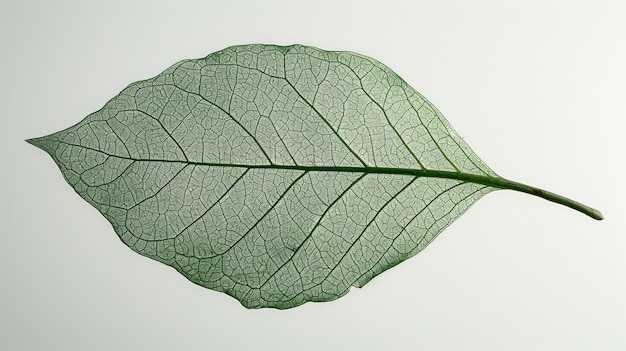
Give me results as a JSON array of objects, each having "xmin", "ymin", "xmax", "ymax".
[{"xmin": 27, "ymin": 44, "xmax": 602, "ymax": 309}]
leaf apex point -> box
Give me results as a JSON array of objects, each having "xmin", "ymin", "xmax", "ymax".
[
  {"xmin": 25, "ymin": 136, "xmax": 52, "ymax": 152},
  {"xmin": 25, "ymin": 137, "xmax": 40, "ymax": 146}
]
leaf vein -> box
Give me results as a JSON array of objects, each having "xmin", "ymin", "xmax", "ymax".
[{"xmin": 259, "ymin": 173, "xmax": 366, "ymax": 288}]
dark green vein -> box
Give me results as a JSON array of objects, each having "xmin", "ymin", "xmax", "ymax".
[
  {"xmin": 259, "ymin": 173, "xmax": 367, "ymax": 288},
  {"xmin": 322, "ymin": 176, "xmax": 419, "ymax": 283},
  {"xmin": 212, "ymin": 170, "xmax": 308, "ymax": 258},
  {"xmin": 283, "ymin": 54, "xmax": 369, "ymax": 167},
  {"xmin": 414, "ymin": 185, "xmax": 490, "ymax": 251},
  {"xmin": 80, "ymin": 158, "xmax": 134, "ymax": 188},
  {"xmin": 422, "ymin": 99, "xmax": 492, "ymax": 176},
  {"xmin": 125, "ymin": 164, "xmax": 188, "ymax": 211},
  {"xmin": 339, "ymin": 62, "xmax": 426, "ymax": 169},
  {"xmin": 403, "ymin": 89, "xmax": 461, "ymax": 172},
  {"xmin": 173, "ymin": 168, "xmax": 250, "ymax": 243},
  {"xmin": 351, "ymin": 181, "xmax": 468, "ymax": 287},
  {"xmin": 165, "ymin": 83, "xmax": 274, "ymax": 164},
  {"xmin": 49, "ymin": 139, "xmax": 604, "ymax": 220}
]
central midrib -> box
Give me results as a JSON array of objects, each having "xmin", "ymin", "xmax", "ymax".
[
  {"xmin": 37, "ymin": 138, "xmax": 601, "ymax": 220},
  {"xmin": 42, "ymin": 139, "xmax": 502, "ymax": 187},
  {"xmin": 135, "ymin": 157, "xmax": 506, "ymax": 188},
  {"xmin": 127, "ymin": 158, "xmax": 601, "ymax": 220}
]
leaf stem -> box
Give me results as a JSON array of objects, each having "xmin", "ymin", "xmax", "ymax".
[{"xmin": 489, "ymin": 177, "xmax": 604, "ymax": 220}]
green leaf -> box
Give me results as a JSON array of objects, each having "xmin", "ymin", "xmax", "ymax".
[{"xmin": 27, "ymin": 44, "xmax": 603, "ymax": 309}]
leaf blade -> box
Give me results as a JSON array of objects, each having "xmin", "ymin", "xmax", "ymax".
[{"xmin": 28, "ymin": 44, "xmax": 601, "ymax": 309}]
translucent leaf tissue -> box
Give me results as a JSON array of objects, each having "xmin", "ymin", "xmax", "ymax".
[{"xmin": 27, "ymin": 44, "xmax": 603, "ymax": 309}]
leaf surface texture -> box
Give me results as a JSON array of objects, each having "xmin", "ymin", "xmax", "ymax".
[{"xmin": 30, "ymin": 44, "xmax": 502, "ymax": 309}]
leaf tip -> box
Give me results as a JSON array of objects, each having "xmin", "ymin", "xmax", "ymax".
[
  {"xmin": 26, "ymin": 136, "xmax": 54, "ymax": 153},
  {"xmin": 26, "ymin": 137, "xmax": 42, "ymax": 147}
]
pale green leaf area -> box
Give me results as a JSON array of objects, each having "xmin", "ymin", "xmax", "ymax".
[{"xmin": 27, "ymin": 44, "xmax": 602, "ymax": 309}]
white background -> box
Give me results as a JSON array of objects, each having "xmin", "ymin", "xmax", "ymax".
[{"xmin": 2, "ymin": 1, "xmax": 625, "ymax": 350}]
